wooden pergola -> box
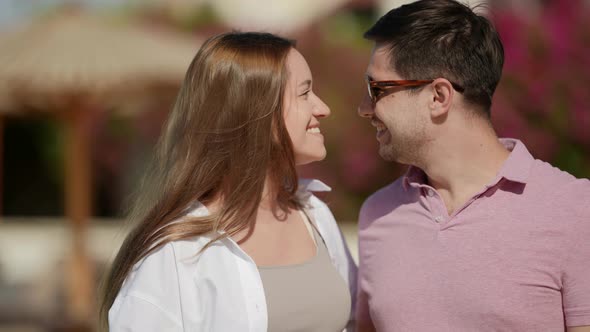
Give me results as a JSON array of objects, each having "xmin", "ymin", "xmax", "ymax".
[{"xmin": 0, "ymin": 10, "xmax": 198, "ymax": 323}]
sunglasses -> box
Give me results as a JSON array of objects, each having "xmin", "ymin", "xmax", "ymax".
[{"xmin": 367, "ymin": 79, "xmax": 465, "ymax": 104}]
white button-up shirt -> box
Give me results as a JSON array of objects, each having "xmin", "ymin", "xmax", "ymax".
[{"xmin": 109, "ymin": 179, "xmax": 357, "ymax": 331}]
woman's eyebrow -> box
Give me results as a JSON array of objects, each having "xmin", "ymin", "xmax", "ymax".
[{"xmin": 299, "ymin": 79, "xmax": 312, "ymax": 89}]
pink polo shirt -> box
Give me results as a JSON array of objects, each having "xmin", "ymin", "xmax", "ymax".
[{"xmin": 357, "ymin": 138, "xmax": 590, "ymax": 331}]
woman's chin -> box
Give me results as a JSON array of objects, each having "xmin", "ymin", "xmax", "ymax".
[{"xmin": 295, "ymin": 149, "xmax": 327, "ymax": 166}]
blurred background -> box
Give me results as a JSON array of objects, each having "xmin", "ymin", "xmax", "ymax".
[{"xmin": 0, "ymin": 0, "xmax": 588, "ymax": 330}]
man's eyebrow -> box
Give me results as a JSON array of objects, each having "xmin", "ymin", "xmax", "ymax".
[
  {"xmin": 366, "ymin": 75, "xmax": 374, "ymax": 81},
  {"xmin": 299, "ymin": 79, "xmax": 312, "ymax": 89}
]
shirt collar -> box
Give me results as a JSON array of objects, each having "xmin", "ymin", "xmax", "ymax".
[
  {"xmin": 296, "ymin": 178, "xmax": 331, "ymax": 202},
  {"xmin": 297, "ymin": 178, "xmax": 332, "ymax": 193},
  {"xmin": 187, "ymin": 178, "xmax": 331, "ymax": 216},
  {"xmin": 495, "ymin": 138, "xmax": 534, "ymax": 184},
  {"xmin": 402, "ymin": 165, "xmax": 427, "ymax": 191},
  {"xmin": 402, "ymin": 138, "xmax": 534, "ymax": 191},
  {"xmin": 185, "ymin": 178, "xmax": 330, "ymax": 242}
]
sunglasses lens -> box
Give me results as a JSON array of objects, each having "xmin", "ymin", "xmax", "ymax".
[
  {"xmin": 367, "ymin": 84, "xmax": 380, "ymax": 103},
  {"xmin": 367, "ymin": 82, "xmax": 373, "ymax": 100},
  {"xmin": 371, "ymin": 87, "xmax": 381, "ymax": 102}
]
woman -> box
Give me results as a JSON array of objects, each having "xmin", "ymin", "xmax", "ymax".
[{"xmin": 100, "ymin": 32, "xmax": 357, "ymax": 331}]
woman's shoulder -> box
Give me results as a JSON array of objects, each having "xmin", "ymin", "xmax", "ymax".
[
  {"xmin": 118, "ymin": 205, "xmax": 233, "ymax": 297},
  {"xmin": 117, "ymin": 241, "xmax": 179, "ymax": 295},
  {"xmin": 109, "ymin": 238, "xmax": 207, "ymax": 329}
]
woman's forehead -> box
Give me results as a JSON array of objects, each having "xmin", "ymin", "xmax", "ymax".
[{"xmin": 286, "ymin": 49, "xmax": 312, "ymax": 83}]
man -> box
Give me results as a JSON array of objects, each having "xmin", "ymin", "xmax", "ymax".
[{"xmin": 356, "ymin": 0, "xmax": 590, "ymax": 331}]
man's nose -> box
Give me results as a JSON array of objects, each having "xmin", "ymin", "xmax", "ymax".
[{"xmin": 358, "ymin": 94, "xmax": 374, "ymax": 118}]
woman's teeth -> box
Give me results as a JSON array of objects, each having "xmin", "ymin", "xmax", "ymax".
[{"xmin": 307, "ymin": 127, "xmax": 321, "ymax": 134}]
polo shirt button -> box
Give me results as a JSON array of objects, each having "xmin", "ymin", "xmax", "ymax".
[
  {"xmin": 434, "ymin": 216, "xmax": 444, "ymax": 223},
  {"xmin": 427, "ymin": 188, "xmax": 435, "ymax": 197}
]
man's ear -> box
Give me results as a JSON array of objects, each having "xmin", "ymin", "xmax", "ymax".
[{"xmin": 428, "ymin": 78, "xmax": 454, "ymax": 118}]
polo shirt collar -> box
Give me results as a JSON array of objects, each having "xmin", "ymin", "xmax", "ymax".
[
  {"xmin": 402, "ymin": 138, "xmax": 534, "ymax": 191},
  {"xmin": 495, "ymin": 138, "xmax": 534, "ymax": 184},
  {"xmin": 402, "ymin": 165, "xmax": 427, "ymax": 191}
]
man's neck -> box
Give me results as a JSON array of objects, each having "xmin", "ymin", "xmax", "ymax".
[{"xmin": 417, "ymin": 128, "xmax": 510, "ymax": 214}]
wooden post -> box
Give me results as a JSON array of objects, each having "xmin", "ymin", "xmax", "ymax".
[
  {"xmin": 0, "ymin": 114, "xmax": 3, "ymax": 221},
  {"xmin": 62, "ymin": 109, "xmax": 94, "ymax": 323}
]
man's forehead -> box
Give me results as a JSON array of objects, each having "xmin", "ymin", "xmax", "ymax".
[
  {"xmin": 373, "ymin": 43, "xmax": 391, "ymax": 57},
  {"xmin": 367, "ymin": 44, "xmax": 396, "ymax": 78}
]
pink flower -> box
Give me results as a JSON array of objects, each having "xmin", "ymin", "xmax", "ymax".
[
  {"xmin": 493, "ymin": 11, "xmax": 529, "ymax": 72},
  {"xmin": 541, "ymin": 0, "xmax": 578, "ymax": 66}
]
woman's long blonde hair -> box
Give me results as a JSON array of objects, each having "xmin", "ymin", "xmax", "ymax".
[{"xmin": 99, "ymin": 32, "xmax": 301, "ymax": 329}]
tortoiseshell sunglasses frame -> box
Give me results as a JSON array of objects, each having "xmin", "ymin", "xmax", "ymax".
[{"xmin": 367, "ymin": 79, "xmax": 465, "ymax": 103}]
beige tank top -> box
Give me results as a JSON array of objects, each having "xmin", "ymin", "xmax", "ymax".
[{"xmin": 257, "ymin": 211, "xmax": 351, "ymax": 332}]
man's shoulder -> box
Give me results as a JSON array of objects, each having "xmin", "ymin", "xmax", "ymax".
[
  {"xmin": 364, "ymin": 176, "xmax": 406, "ymax": 202},
  {"xmin": 530, "ymin": 159, "xmax": 590, "ymax": 197},
  {"xmin": 359, "ymin": 177, "xmax": 407, "ymax": 226},
  {"xmin": 528, "ymin": 159, "xmax": 590, "ymax": 220}
]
